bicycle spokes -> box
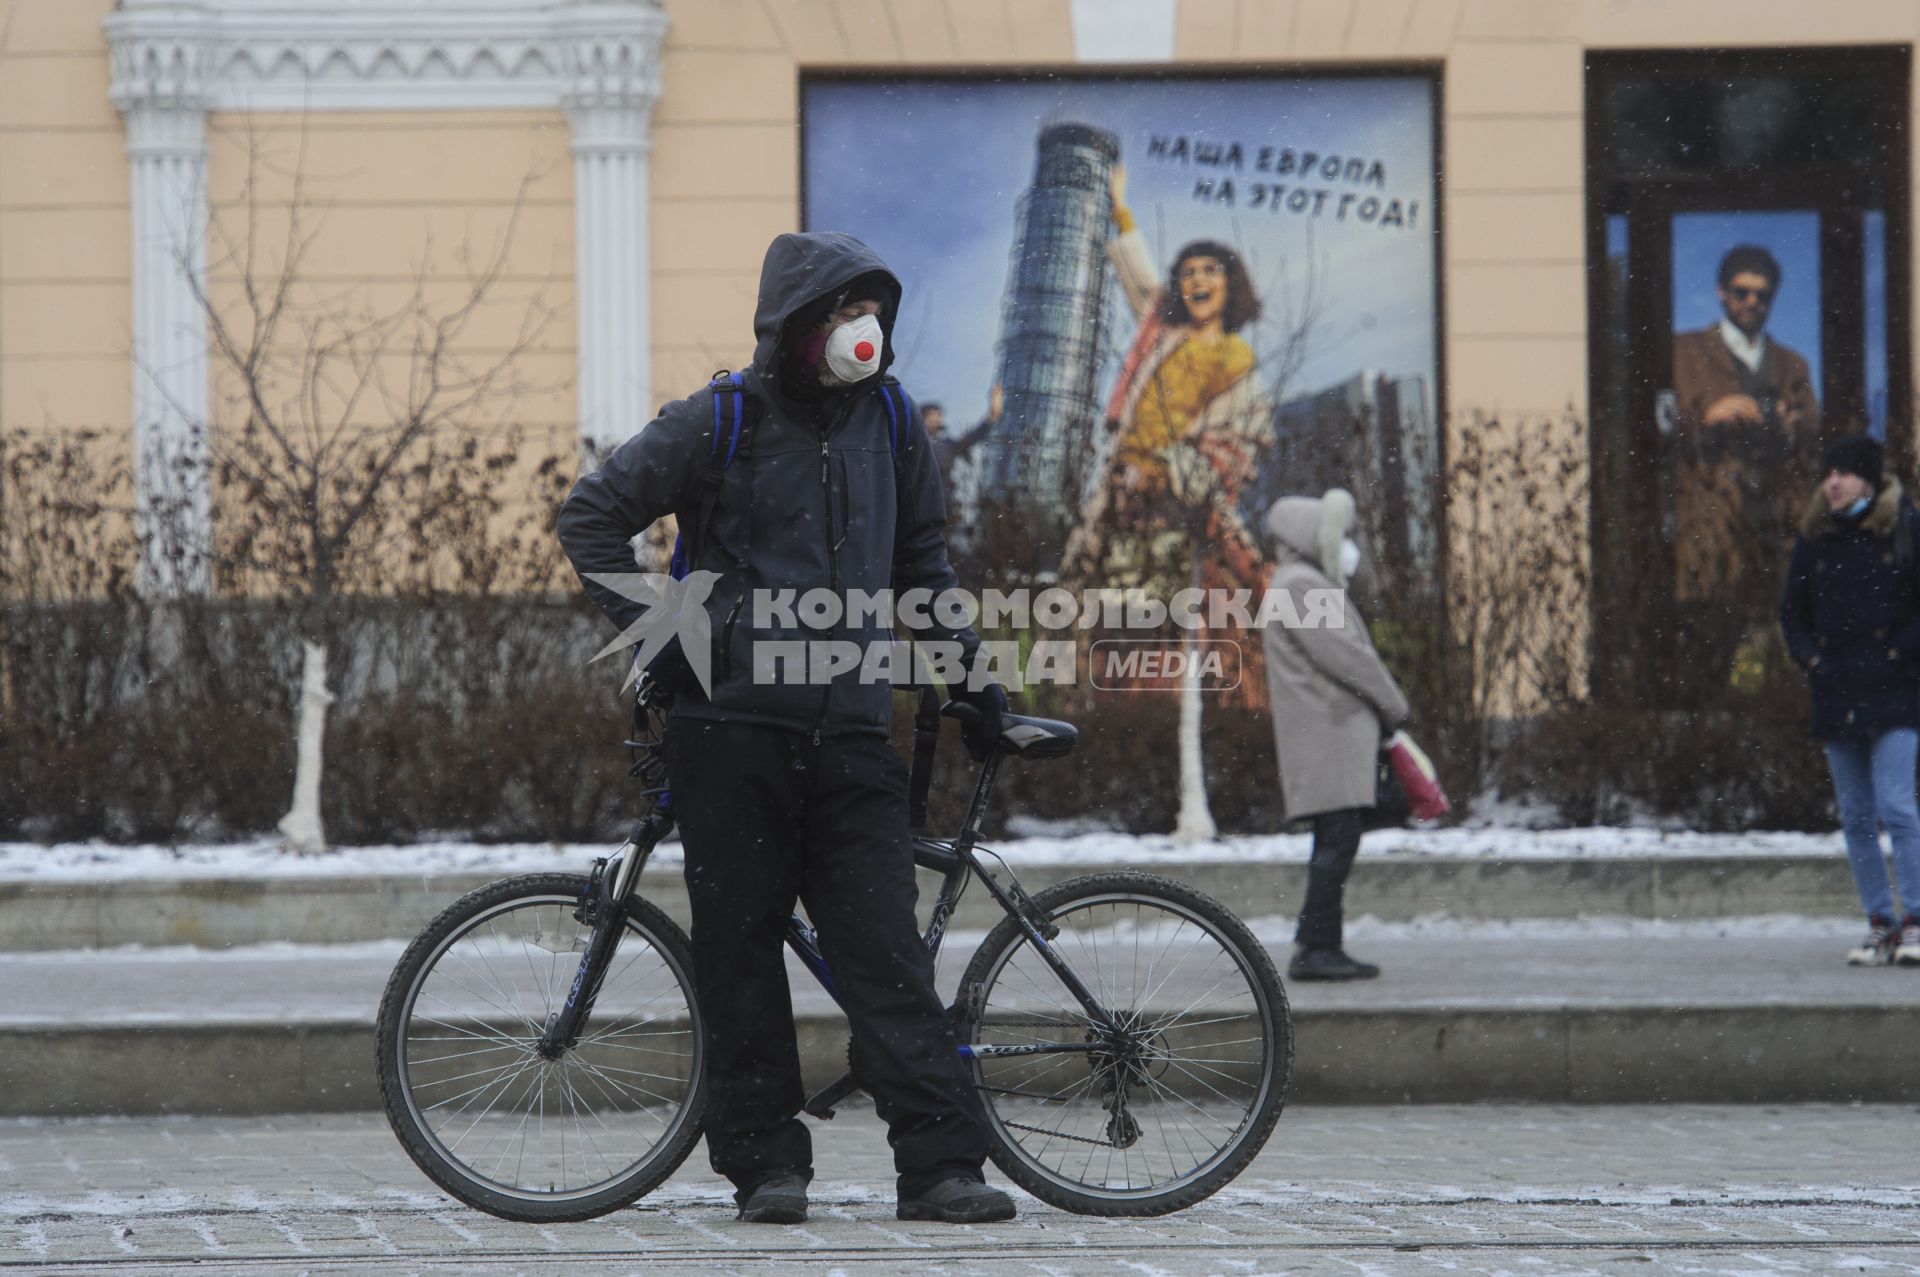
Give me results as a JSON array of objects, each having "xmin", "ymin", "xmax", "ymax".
[
  {"xmin": 959, "ymin": 879, "xmax": 1288, "ymax": 1212},
  {"xmin": 383, "ymin": 884, "xmax": 703, "ymax": 1213}
]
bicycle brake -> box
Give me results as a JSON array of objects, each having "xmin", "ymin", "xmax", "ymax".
[{"xmin": 575, "ymin": 857, "xmax": 610, "ymax": 926}]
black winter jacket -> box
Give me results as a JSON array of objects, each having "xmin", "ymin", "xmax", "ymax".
[
  {"xmin": 557, "ymin": 232, "xmax": 978, "ymax": 737},
  {"xmin": 1779, "ymin": 477, "xmax": 1920, "ymax": 740}
]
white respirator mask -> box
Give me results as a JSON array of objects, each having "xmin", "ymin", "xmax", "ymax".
[{"xmin": 821, "ymin": 313, "xmax": 884, "ymax": 384}]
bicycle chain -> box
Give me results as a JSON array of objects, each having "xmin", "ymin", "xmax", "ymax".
[{"xmin": 1000, "ymin": 1117, "xmax": 1125, "ymax": 1148}]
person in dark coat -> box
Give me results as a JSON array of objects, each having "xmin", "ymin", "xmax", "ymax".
[
  {"xmin": 1780, "ymin": 433, "xmax": 1920, "ymax": 967},
  {"xmin": 557, "ymin": 232, "xmax": 1015, "ymax": 1225}
]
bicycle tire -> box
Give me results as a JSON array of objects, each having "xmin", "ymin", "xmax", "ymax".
[
  {"xmin": 375, "ymin": 873, "xmax": 705, "ymax": 1222},
  {"xmin": 956, "ymin": 870, "xmax": 1290, "ymax": 1216}
]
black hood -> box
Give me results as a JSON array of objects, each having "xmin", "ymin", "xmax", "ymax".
[{"xmin": 752, "ymin": 231, "xmax": 903, "ymax": 377}]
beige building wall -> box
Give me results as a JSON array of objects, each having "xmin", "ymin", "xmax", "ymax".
[
  {"xmin": 7, "ymin": 1, "xmax": 1920, "ymax": 509},
  {"xmin": 201, "ymin": 111, "xmax": 577, "ymax": 462},
  {"xmin": 0, "ymin": 0, "xmax": 131, "ymax": 433}
]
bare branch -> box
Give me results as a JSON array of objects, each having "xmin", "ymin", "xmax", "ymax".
[{"xmin": 170, "ymin": 121, "xmax": 559, "ymax": 600}]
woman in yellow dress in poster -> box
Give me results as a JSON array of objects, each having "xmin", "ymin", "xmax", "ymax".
[
  {"xmin": 1062, "ymin": 164, "xmax": 1276, "ymax": 841},
  {"xmin": 1063, "ymin": 163, "xmax": 1273, "ymax": 592}
]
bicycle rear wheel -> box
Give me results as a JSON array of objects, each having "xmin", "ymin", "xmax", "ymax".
[
  {"xmin": 956, "ymin": 870, "xmax": 1290, "ymax": 1216},
  {"xmin": 375, "ymin": 873, "xmax": 704, "ymax": 1222}
]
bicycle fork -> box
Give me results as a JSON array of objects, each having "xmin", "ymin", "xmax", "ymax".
[{"xmin": 536, "ymin": 808, "xmax": 672, "ymax": 1059}]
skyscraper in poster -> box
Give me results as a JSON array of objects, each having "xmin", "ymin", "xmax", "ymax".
[{"xmin": 985, "ymin": 122, "xmax": 1118, "ymax": 563}]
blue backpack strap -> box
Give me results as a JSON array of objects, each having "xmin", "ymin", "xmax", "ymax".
[
  {"xmin": 877, "ymin": 378, "xmax": 911, "ymax": 458},
  {"xmin": 670, "ymin": 370, "xmax": 749, "ymax": 581},
  {"xmin": 874, "ymin": 377, "xmax": 922, "ymax": 514},
  {"xmin": 714, "ymin": 370, "xmax": 748, "ymax": 465}
]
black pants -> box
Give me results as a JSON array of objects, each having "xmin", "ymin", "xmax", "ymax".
[
  {"xmin": 1296, "ymin": 808, "xmax": 1367, "ymax": 950},
  {"xmin": 665, "ymin": 719, "xmax": 988, "ymax": 1199}
]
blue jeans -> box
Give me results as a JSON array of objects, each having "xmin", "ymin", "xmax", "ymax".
[{"xmin": 1824, "ymin": 728, "xmax": 1920, "ymax": 922}]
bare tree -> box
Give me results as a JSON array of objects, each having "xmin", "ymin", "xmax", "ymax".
[
  {"xmin": 181, "ymin": 127, "xmax": 560, "ymax": 601},
  {"xmin": 150, "ymin": 122, "xmax": 565, "ymax": 849}
]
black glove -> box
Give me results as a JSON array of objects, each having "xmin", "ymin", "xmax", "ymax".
[{"xmin": 954, "ymin": 680, "xmax": 1009, "ymax": 763}]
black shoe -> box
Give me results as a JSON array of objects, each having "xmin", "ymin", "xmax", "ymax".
[
  {"xmin": 1288, "ymin": 946, "xmax": 1381, "ymax": 981},
  {"xmin": 735, "ymin": 1172, "xmax": 808, "ymax": 1224},
  {"xmin": 897, "ymin": 1176, "xmax": 1016, "ymax": 1223}
]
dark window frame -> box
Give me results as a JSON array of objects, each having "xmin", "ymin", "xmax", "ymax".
[
  {"xmin": 1584, "ymin": 45, "xmax": 1912, "ymax": 464},
  {"xmin": 1583, "ymin": 46, "xmax": 1912, "ymax": 698}
]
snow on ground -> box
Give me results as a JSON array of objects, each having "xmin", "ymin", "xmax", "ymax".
[
  {"xmin": 0, "ymin": 913, "xmax": 1855, "ymax": 966},
  {"xmin": 1336, "ymin": 912, "xmax": 1856, "ymax": 941},
  {"xmin": 0, "ymin": 824, "xmax": 1851, "ymax": 883}
]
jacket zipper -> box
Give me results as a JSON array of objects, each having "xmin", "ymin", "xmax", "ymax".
[
  {"xmin": 719, "ymin": 592, "xmax": 745, "ymax": 682},
  {"xmin": 812, "ymin": 398, "xmax": 857, "ymax": 741}
]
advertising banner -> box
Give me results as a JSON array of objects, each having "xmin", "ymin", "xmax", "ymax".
[{"xmin": 804, "ymin": 72, "xmax": 1441, "ymax": 601}]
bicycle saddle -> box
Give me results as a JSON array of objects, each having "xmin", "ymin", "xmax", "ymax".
[
  {"xmin": 940, "ymin": 701, "xmax": 1077, "ymax": 759},
  {"xmin": 996, "ymin": 712, "xmax": 1077, "ymax": 759}
]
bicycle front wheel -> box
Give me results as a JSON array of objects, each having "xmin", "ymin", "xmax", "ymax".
[
  {"xmin": 956, "ymin": 871, "xmax": 1290, "ymax": 1216},
  {"xmin": 374, "ymin": 873, "xmax": 704, "ymax": 1222}
]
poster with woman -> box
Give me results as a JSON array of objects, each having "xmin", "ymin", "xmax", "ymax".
[{"xmin": 802, "ymin": 72, "xmax": 1441, "ymax": 593}]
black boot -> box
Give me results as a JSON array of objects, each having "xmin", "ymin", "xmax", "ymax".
[
  {"xmin": 897, "ymin": 1176, "xmax": 1016, "ymax": 1223},
  {"xmin": 735, "ymin": 1172, "xmax": 808, "ymax": 1223},
  {"xmin": 1288, "ymin": 946, "xmax": 1381, "ymax": 982}
]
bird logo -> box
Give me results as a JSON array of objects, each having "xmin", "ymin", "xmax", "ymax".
[{"xmin": 582, "ymin": 570, "xmax": 723, "ymax": 694}]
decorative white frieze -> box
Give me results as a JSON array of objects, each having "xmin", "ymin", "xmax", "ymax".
[
  {"xmin": 108, "ymin": 0, "xmax": 667, "ymax": 114},
  {"xmin": 103, "ymin": 0, "xmax": 670, "ymax": 589}
]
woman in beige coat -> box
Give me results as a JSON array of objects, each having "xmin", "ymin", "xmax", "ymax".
[{"xmin": 1263, "ymin": 489, "xmax": 1409, "ymax": 980}]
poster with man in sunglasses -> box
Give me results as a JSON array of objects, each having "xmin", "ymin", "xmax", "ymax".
[{"xmin": 1667, "ymin": 243, "xmax": 1819, "ymax": 617}]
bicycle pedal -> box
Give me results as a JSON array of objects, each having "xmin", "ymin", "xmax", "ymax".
[{"xmin": 803, "ymin": 1071, "xmax": 862, "ymax": 1120}]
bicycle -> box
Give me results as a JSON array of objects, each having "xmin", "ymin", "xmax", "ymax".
[{"xmin": 375, "ymin": 680, "xmax": 1292, "ymax": 1222}]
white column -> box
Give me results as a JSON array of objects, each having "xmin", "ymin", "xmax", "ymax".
[
  {"xmin": 559, "ymin": 2, "xmax": 669, "ymax": 462},
  {"xmin": 106, "ymin": 2, "xmax": 216, "ymax": 594}
]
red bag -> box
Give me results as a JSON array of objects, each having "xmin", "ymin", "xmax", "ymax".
[{"xmin": 1384, "ymin": 730, "xmax": 1450, "ymax": 822}]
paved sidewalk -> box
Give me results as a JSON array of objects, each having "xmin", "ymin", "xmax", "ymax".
[
  {"xmin": 3, "ymin": 1104, "xmax": 1917, "ymax": 1274},
  {"xmin": 4, "ymin": 919, "xmax": 1912, "ymax": 1024},
  {"xmin": 6, "ymin": 923, "xmax": 1920, "ymax": 1112}
]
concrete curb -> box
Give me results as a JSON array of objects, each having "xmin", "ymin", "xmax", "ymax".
[
  {"xmin": 7, "ymin": 1002, "xmax": 1913, "ymax": 1117},
  {"xmin": 0, "ymin": 855, "xmax": 1859, "ymax": 951}
]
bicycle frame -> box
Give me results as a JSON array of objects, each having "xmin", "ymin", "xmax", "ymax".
[
  {"xmin": 542, "ymin": 698, "xmax": 1122, "ymax": 1086},
  {"xmin": 384, "ymin": 683, "xmax": 1288, "ymax": 1221}
]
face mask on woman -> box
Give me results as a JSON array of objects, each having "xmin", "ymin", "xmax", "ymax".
[{"xmin": 1339, "ymin": 537, "xmax": 1362, "ymax": 581}]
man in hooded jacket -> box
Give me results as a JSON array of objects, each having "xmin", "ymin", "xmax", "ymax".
[{"xmin": 557, "ymin": 232, "xmax": 1014, "ymax": 1224}]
